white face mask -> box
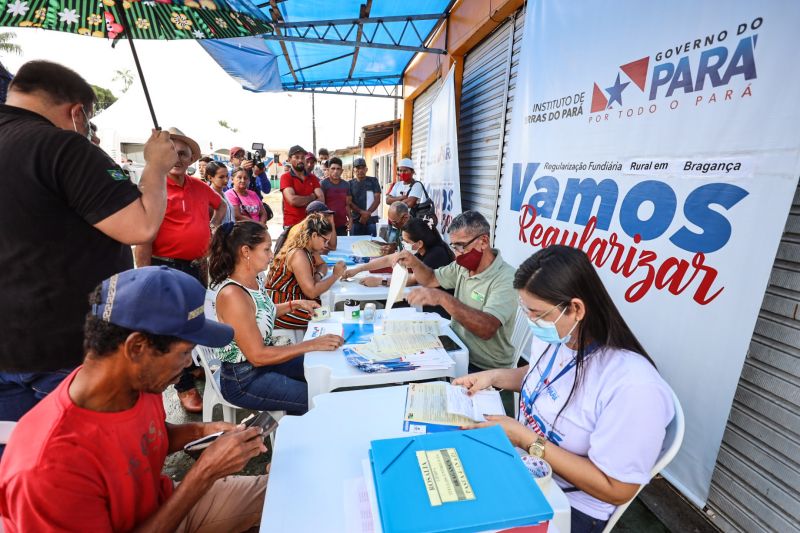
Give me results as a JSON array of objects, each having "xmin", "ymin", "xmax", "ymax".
[
  {"xmin": 71, "ymin": 106, "xmax": 92, "ymax": 141},
  {"xmin": 402, "ymin": 241, "xmax": 416, "ymax": 253}
]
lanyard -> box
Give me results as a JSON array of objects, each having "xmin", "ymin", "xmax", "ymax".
[{"xmin": 520, "ymin": 342, "xmax": 599, "ymax": 415}]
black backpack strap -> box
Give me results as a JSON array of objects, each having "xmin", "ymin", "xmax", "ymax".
[{"xmin": 411, "ymin": 179, "xmax": 430, "ymax": 202}]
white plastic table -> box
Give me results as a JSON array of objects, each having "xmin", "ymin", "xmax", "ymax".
[
  {"xmin": 261, "ymin": 386, "xmax": 571, "ymax": 533},
  {"xmin": 303, "ymin": 309, "xmax": 469, "ymax": 406},
  {"xmin": 324, "ymin": 273, "xmax": 415, "ymax": 311}
]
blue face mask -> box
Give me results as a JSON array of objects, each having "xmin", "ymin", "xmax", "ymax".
[{"xmin": 527, "ymin": 306, "xmax": 578, "ymax": 345}]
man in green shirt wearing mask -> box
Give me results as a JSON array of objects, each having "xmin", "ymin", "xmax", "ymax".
[{"xmin": 395, "ymin": 211, "xmax": 516, "ymax": 372}]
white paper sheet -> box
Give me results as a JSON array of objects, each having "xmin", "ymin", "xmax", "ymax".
[
  {"xmin": 382, "ymin": 320, "xmax": 441, "ymax": 336},
  {"xmin": 385, "ymin": 263, "xmax": 408, "ymax": 311},
  {"xmin": 307, "ymin": 323, "xmax": 343, "ymax": 338},
  {"xmin": 446, "ymin": 385, "xmax": 505, "ymax": 422},
  {"xmin": 343, "ymin": 476, "xmax": 376, "ymax": 533}
]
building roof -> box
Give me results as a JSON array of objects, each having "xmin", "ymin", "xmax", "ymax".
[{"xmin": 361, "ymin": 118, "xmax": 400, "ymax": 148}]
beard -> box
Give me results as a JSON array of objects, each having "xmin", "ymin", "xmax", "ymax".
[{"xmin": 293, "ymin": 162, "xmax": 306, "ymax": 172}]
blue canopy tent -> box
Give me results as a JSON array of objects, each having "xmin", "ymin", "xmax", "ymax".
[{"xmin": 201, "ymin": 0, "xmax": 453, "ymax": 97}]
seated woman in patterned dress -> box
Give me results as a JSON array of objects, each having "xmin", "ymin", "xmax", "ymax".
[
  {"xmin": 264, "ymin": 213, "xmax": 347, "ymax": 329},
  {"xmin": 206, "ymin": 221, "xmax": 344, "ymax": 414}
]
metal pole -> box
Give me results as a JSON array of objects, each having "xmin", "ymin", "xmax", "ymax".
[
  {"xmin": 311, "ymin": 90, "xmax": 317, "ymax": 155},
  {"xmin": 352, "ymin": 100, "xmax": 357, "ymax": 146},
  {"xmin": 118, "ymin": 8, "xmax": 159, "ymax": 129}
]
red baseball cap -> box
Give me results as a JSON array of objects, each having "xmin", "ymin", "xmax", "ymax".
[{"xmin": 230, "ymin": 146, "xmax": 245, "ymax": 157}]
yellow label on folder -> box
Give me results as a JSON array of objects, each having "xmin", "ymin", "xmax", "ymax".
[{"xmin": 416, "ymin": 448, "xmax": 476, "ymax": 507}]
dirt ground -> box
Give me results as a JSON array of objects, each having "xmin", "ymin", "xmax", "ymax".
[{"xmin": 161, "ymin": 189, "xmax": 283, "ymax": 481}]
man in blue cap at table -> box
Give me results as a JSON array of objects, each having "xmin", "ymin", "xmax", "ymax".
[{"xmin": 0, "ymin": 267, "xmax": 268, "ymax": 532}]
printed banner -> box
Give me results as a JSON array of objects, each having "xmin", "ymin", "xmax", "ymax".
[
  {"xmin": 494, "ymin": 1, "xmax": 800, "ymax": 506},
  {"xmin": 425, "ymin": 66, "xmax": 463, "ymax": 237}
]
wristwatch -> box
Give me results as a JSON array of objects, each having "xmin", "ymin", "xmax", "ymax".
[
  {"xmin": 528, "ymin": 435, "xmax": 547, "ymax": 459},
  {"xmin": 381, "ymin": 278, "xmax": 389, "ymax": 287}
]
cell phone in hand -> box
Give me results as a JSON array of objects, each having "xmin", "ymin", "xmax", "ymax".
[{"xmin": 183, "ymin": 411, "xmax": 279, "ymax": 459}]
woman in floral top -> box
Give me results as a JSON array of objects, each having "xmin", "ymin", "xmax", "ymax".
[{"xmin": 206, "ymin": 221, "xmax": 344, "ymax": 414}]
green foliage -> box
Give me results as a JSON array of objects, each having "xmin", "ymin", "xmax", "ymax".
[
  {"xmin": 218, "ymin": 119, "xmax": 239, "ymax": 133},
  {"xmin": 91, "ymin": 84, "xmax": 117, "ymax": 113},
  {"xmin": 0, "ymin": 32, "xmax": 22, "ymax": 56},
  {"xmin": 113, "ymin": 69, "xmax": 133, "ymax": 93}
]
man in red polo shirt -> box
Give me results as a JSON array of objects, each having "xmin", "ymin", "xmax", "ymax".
[
  {"xmin": 280, "ymin": 144, "xmax": 323, "ymax": 230},
  {"xmin": 134, "ymin": 127, "xmax": 226, "ymax": 413}
]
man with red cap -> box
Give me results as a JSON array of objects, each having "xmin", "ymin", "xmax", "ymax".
[{"xmin": 280, "ymin": 144, "xmax": 323, "ymax": 231}]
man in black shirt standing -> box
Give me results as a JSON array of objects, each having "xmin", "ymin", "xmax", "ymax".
[{"xmin": 0, "ymin": 61, "xmax": 177, "ymax": 426}]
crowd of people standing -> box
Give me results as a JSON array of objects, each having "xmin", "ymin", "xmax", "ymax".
[{"xmin": 0, "ymin": 60, "xmax": 676, "ymax": 533}]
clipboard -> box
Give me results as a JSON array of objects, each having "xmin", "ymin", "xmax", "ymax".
[{"xmin": 369, "ymin": 426, "xmax": 553, "ymax": 533}]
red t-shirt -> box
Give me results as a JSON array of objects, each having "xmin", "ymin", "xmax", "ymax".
[
  {"xmin": 0, "ymin": 368, "xmax": 173, "ymax": 532},
  {"xmin": 280, "ymin": 169, "xmax": 321, "ymax": 226},
  {"xmin": 152, "ymin": 175, "xmax": 222, "ymax": 260}
]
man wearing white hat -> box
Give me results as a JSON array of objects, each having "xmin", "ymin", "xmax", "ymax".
[
  {"xmin": 385, "ymin": 157, "xmax": 427, "ymax": 209},
  {"xmin": 133, "ymin": 127, "xmax": 227, "ymax": 413}
]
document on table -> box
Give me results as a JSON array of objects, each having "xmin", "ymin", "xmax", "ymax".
[
  {"xmin": 399, "ymin": 348, "xmax": 455, "ymax": 369},
  {"xmin": 404, "ymin": 382, "xmax": 476, "ymax": 427},
  {"xmin": 404, "ymin": 383, "xmax": 504, "ymax": 428},
  {"xmin": 351, "ymin": 240, "xmax": 384, "ymax": 258},
  {"xmin": 308, "ymin": 323, "xmax": 343, "ymax": 338},
  {"xmin": 385, "ymin": 263, "xmax": 408, "ymax": 311},
  {"xmin": 382, "ymin": 320, "xmax": 441, "ymax": 336},
  {"xmin": 343, "ymin": 476, "xmax": 378, "ymax": 533},
  {"xmin": 446, "ymin": 385, "xmax": 505, "ymax": 422},
  {"xmin": 353, "ymin": 333, "xmax": 443, "ymax": 361}
]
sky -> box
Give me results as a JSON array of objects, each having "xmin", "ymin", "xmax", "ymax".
[{"xmin": 2, "ymin": 28, "xmax": 399, "ymax": 154}]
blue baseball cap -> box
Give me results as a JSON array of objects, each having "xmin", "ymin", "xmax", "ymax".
[{"xmin": 91, "ymin": 266, "xmax": 233, "ymax": 348}]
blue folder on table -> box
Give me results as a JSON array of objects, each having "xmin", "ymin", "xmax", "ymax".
[{"xmin": 369, "ymin": 425, "xmax": 552, "ymax": 533}]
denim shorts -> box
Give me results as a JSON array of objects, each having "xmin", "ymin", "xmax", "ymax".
[{"xmin": 219, "ymin": 357, "xmax": 308, "ymax": 415}]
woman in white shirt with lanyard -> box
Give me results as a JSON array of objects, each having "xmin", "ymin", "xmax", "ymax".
[{"xmin": 455, "ymin": 245, "xmax": 675, "ymax": 533}]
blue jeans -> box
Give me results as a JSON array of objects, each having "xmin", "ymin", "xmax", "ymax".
[
  {"xmin": 219, "ymin": 357, "xmax": 308, "ymax": 415},
  {"xmin": 351, "ymin": 221, "xmax": 377, "ymax": 237},
  {"xmin": 0, "ymin": 369, "xmax": 72, "ymax": 457},
  {"xmin": 570, "ymin": 507, "xmax": 608, "ymax": 533}
]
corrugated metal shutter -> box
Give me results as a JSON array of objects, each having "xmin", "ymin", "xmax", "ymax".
[
  {"xmin": 458, "ymin": 17, "xmax": 515, "ymax": 234},
  {"xmin": 410, "ymin": 80, "xmax": 441, "ymax": 182},
  {"xmin": 706, "ymin": 182, "xmax": 800, "ymax": 533},
  {"xmin": 492, "ymin": 10, "xmax": 526, "ymax": 239}
]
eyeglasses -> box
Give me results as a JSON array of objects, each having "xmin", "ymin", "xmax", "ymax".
[
  {"xmin": 520, "ymin": 300, "xmax": 566, "ymax": 327},
  {"xmin": 449, "ymin": 233, "xmax": 487, "ymax": 253}
]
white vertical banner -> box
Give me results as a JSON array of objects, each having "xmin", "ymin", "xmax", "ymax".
[
  {"xmin": 494, "ymin": 1, "xmax": 800, "ymax": 506},
  {"xmin": 424, "ymin": 66, "xmax": 463, "ymax": 236}
]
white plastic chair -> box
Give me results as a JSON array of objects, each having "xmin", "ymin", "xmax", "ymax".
[
  {"xmin": 272, "ymin": 328, "xmax": 303, "ymax": 345},
  {"xmin": 510, "ymin": 307, "xmax": 533, "ymax": 367},
  {"xmin": 601, "ymin": 391, "xmax": 685, "ymax": 532},
  {"xmin": 0, "ymin": 421, "xmax": 16, "ymax": 445},
  {"xmin": 509, "ymin": 308, "xmax": 532, "ymax": 417},
  {"xmin": 191, "ymin": 346, "xmax": 285, "ymax": 446}
]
